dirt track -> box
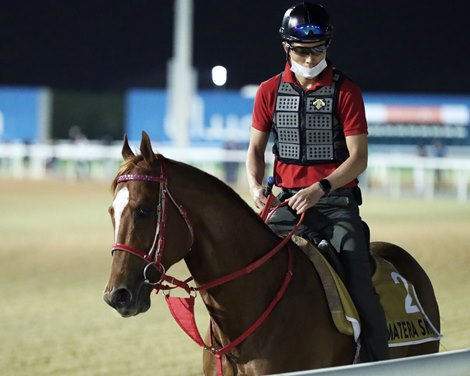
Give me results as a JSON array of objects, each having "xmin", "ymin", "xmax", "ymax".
[{"xmin": 0, "ymin": 179, "xmax": 468, "ymax": 375}]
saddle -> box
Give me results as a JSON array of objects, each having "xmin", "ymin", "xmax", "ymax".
[
  {"xmin": 302, "ymin": 220, "xmax": 373, "ymax": 284},
  {"xmin": 291, "ymin": 235, "xmax": 442, "ymax": 347}
]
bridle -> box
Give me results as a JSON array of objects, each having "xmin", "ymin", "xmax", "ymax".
[
  {"xmin": 111, "ymin": 154, "xmax": 194, "ymax": 286},
  {"xmin": 109, "ymin": 154, "xmax": 304, "ymax": 376}
]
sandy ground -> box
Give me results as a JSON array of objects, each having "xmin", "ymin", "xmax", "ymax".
[{"xmin": 0, "ymin": 179, "xmax": 468, "ymax": 375}]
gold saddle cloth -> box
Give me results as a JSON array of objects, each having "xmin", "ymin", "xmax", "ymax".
[{"xmin": 292, "ymin": 236, "xmax": 441, "ymax": 346}]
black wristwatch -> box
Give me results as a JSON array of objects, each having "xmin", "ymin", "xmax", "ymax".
[{"xmin": 318, "ymin": 179, "xmax": 332, "ymax": 195}]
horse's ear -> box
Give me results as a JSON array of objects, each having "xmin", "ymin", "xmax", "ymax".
[
  {"xmin": 140, "ymin": 131, "xmax": 158, "ymax": 166},
  {"xmin": 122, "ymin": 134, "xmax": 135, "ymax": 160}
]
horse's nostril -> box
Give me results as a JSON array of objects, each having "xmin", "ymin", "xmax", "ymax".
[{"xmin": 110, "ymin": 288, "xmax": 132, "ymax": 308}]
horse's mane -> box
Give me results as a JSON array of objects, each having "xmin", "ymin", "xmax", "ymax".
[
  {"xmin": 176, "ymin": 159, "xmax": 263, "ymax": 219},
  {"xmin": 111, "ymin": 154, "xmax": 267, "ymax": 226},
  {"xmin": 170, "ymin": 158, "xmax": 267, "ymax": 225}
]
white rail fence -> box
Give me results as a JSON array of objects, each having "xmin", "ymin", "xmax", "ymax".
[
  {"xmin": 269, "ymin": 348, "xmax": 470, "ymax": 376},
  {"xmin": 0, "ymin": 142, "xmax": 469, "ymax": 201}
]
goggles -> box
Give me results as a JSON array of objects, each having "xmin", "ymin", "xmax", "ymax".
[
  {"xmin": 288, "ymin": 43, "xmax": 328, "ymax": 57},
  {"xmin": 291, "ymin": 24, "xmax": 330, "ymax": 38}
]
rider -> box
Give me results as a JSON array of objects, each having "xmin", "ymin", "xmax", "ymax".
[{"xmin": 245, "ymin": 2, "xmax": 389, "ymax": 362}]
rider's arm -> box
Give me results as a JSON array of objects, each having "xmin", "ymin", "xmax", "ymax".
[
  {"xmin": 323, "ymin": 134, "xmax": 368, "ymax": 191},
  {"xmin": 288, "ymin": 134, "xmax": 368, "ymax": 215},
  {"xmin": 246, "ymin": 127, "xmax": 270, "ymax": 208},
  {"xmin": 288, "ymin": 80, "xmax": 368, "ymax": 215}
]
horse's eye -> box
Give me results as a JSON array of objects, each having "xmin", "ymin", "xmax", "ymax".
[{"xmin": 135, "ymin": 207, "xmax": 150, "ymax": 219}]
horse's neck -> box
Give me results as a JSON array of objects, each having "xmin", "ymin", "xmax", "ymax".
[
  {"xmin": 182, "ymin": 186, "xmax": 289, "ymax": 336},
  {"xmin": 188, "ymin": 203, "xmax": 280, "ymax": 280},
  {"xmin": 168, "ymin": 164, "xmax": 277, "ymax": 277},
  {"xmin": 170, "ymin": 162, "xmax": 285, "ymax": 304}
]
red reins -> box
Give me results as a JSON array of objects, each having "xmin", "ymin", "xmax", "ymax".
[
  {"xmin": 161, "ymin": 202, "xmax": 302, "ymax": 376},
  {"xmin": 163, "ymin": 202, "xmax": 303, "ymax": 293}
]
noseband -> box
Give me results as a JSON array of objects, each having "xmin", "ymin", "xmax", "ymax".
[{"xmin": 111, "ymin": 155, "xmax": 194, "ymax": 286}]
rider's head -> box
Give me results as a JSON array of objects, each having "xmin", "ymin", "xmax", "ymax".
[
  {"xmin": 279, "ymin": 2, "xmax": 333, "ymax": 73},
  {"xmin": 279, "ymin": 2, "xmax": 333, "ymax": 45}
]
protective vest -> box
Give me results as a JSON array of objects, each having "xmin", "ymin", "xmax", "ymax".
[{"xmin": 272, "ymin": 69, "xmax": 349, "ymax": 165}]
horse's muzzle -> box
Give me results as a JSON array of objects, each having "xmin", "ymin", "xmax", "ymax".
[
  {"xmin": 109, "ymin": 287, "xmax": 132, "ymax": 308},
  {"xmin": 103, "ymin": 285, "xmax": 151, "ymax": 317}
]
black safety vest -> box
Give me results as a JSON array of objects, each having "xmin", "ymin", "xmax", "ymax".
[{"xmin": 272, "ymin": 69, "xmax": 349, "ymax": 165}]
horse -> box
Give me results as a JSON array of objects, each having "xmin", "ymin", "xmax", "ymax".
[{"xmin": 103, "ymin": 132, "xmax": 440, "ymax": 376}]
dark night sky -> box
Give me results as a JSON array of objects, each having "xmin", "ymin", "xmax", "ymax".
[{"xmin": 1, "ymin": 0, "xmax": 469, "ymax": 93}]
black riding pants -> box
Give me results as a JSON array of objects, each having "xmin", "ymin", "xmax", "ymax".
[{"xmin": 268, "ymin": 189, "xmax": 390, "ymax": 362}]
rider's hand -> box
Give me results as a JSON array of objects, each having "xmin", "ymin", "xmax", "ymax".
[
  {"xmin": 287, "ymin": 183, "xmax": 324, "ymax": 214},
  {"xmin": 250, "ymin": 186, "xmax": 267, "ymax": 209}
]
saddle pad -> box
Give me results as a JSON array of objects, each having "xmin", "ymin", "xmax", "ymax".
[
  {"xmin": 292, "ymin": 236, "xmax": 441, "ymax": 347},
  {"xmin": 371, "ymin": 254, "xmax": 442, "ymax": 346},
  {"xmin": 292, "ymin": 236, "xmax": 360, "ymax": 341}
]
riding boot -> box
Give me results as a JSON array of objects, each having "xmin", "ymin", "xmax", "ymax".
[
  {"xmin": 355, "ymin": 287, "xmax": 390, "ymax": 362},
  {"xmin": 339, "ymin": 251, "xmax": 390, "ymax": 362}
]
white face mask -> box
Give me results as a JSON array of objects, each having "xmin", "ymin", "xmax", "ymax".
[{"xmin": 290, "ymin": 58, "xmax": 327, "ymax": 79}]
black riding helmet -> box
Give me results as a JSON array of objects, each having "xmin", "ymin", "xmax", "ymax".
[{"xmin": 279, "ymin": 2, "xmax": 333, "ymax": 44}]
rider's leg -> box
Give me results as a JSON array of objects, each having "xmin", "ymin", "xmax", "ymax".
[
  {"xmin": 323, "ymin": 193, "xmax": 390, "ymax": 362},
  {"xmin": 267, "ymin": 189, "xmax": 389, "ymax": 362}
]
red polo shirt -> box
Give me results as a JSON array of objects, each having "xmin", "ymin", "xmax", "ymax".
[{"xmin": 252, "ymin": 63, "xmax": 368, "ymax": 189}]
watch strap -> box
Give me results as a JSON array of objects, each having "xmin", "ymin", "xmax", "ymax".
[{"xmin": 319, "ymin": 179, "xmax": 332, "ymax": 195}]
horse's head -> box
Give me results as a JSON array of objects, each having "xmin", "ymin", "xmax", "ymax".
[{"xmin": 103, "ymin": 132, "xmax": 193, "ymax": 317}]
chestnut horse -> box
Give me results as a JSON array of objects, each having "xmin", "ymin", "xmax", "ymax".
[{"xmin": 103, "ymin": 132, "xmax": 440, "ymax": 375}]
